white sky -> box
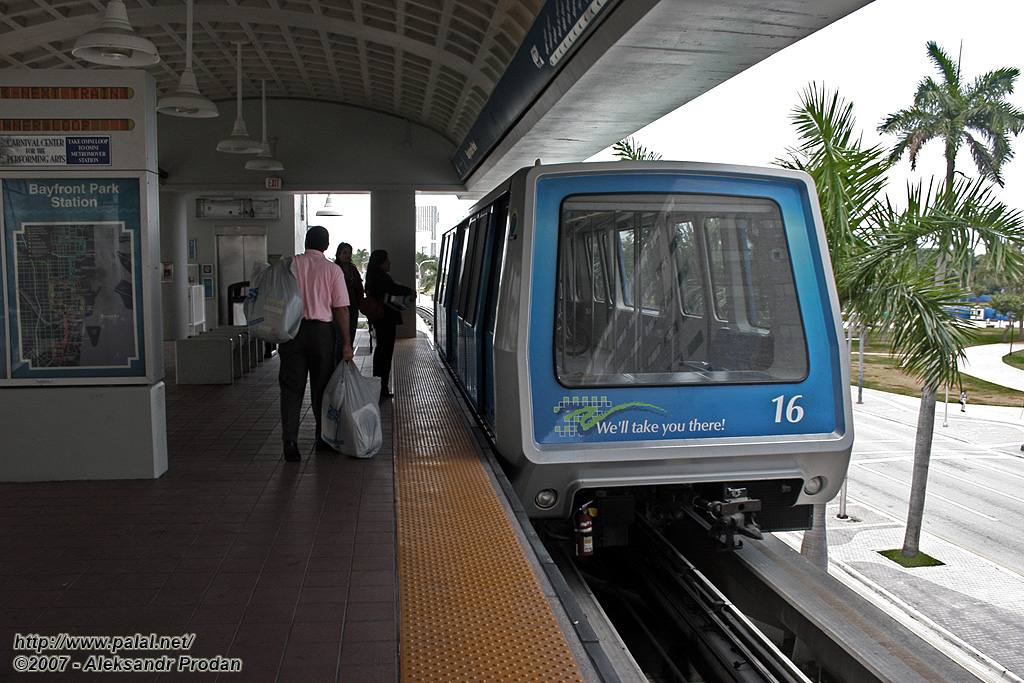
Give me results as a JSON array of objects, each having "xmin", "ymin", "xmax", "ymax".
[
  {"xmin": 307, "ymin": 193, "xmax": 470, "ymax": 258},
  {"xmin": 317, "ymin": 0, "xmax": 1024, "ymax": 253},
  {"xmin": 588, "ymin": 0, "xmax": 1024, "ymax": 205}
]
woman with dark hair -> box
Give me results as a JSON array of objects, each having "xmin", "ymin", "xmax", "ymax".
[
  {"xmin": 334, "ymin": 242, "xmax": 363, "ymax": 363},
  {"xmin": 364, "ymin": 249, "xmax": 413, "ymax": 399}
]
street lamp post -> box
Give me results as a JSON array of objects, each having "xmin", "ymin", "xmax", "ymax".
[{"xmin": 417, "ymin": 259, "xmax": 437, "ymax": 295}]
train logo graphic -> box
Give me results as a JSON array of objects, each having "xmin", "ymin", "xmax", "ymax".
[{"xmin": 554, "ymin": 397, "xmax": 669, "ymax": 437}]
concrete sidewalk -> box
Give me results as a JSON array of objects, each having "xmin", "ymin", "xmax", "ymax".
[{"xmin": 961, "ymin": 343, "xmax": 1024, "ymax": 393}]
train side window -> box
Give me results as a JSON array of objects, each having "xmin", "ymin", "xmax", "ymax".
[
  {"xmin": 437, "ymin": 233, "xmax": 452, "ymax": 304},
  {"xmin": 740, "ymin": 220, "xmax": 779, "ymax": 328},
  {"xmin": 456, "ymin": 218, "xmax": 477, "ymax": 318},
  {"xmin": 617, "ymin": 228, "xmax": 635, "ymax": 307},
  {"xmin": 704, "ymin": 218, "xmax": 733, "ymax": 322},
  {"xmin": 462, "ymin": 209, "xmax": 491, "ymax": 326},
  {"xmin": 673, "ymin": 221, "xmax": 704, "ymax": 316},
  {"xmin": 639, "ymin": 219, "xmax": 667, "ymax": 312},
  {"xmin": 587, "ymin": 234, "xmax": 608, "ymax": 303}
]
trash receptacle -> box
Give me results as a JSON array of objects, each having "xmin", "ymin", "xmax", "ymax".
[{"xmin": 227, "ymin": 281, "xmax": 249, "ymax": 326}]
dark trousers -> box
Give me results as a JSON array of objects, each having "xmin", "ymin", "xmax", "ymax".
[
  {"xmin": 279, "ymin": 319, "xmax": 335, "ymax": 444},
  {"xmin": 372, "ymin": 320, "xmax": 397, "ymax": 391}
]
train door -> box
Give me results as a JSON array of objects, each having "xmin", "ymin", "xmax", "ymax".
[
  {"xmin": 456, "ymin": 210, "xmax": 493, "ymax": 407},
  {"xmin": 446, "ymin": 222, "xmax": 470, "ymax": 370},
  {"xmin": 434, "ymin": 230, "xmax": 456, "ymax": 360},
  {"xmin": 480, "ymin": 197, "xmax": 509, "ymax": 427}
]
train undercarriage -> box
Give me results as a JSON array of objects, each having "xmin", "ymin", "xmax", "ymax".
[{"xmin": 537, "ymin": 479, "xmax": 812, "ymax": 555}]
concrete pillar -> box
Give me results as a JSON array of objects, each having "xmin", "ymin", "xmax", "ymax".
[
  {"xmin": 160, "ymin": 191, "xmax": 190, "ymax": 340},
  {"xmin": 370, "ymin": 189, "xmax": 417, "ymax": 338}
]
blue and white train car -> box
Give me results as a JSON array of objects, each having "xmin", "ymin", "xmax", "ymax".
[{"xmin": 435, "ymin": 161, "xmax": 852, "ymax": 537}]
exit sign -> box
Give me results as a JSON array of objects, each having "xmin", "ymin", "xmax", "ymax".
[{"xmin": 265, "ymin": 177, "xmax": 282, "ymax": 189}]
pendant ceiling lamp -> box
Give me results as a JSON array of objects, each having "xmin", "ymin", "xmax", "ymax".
[
  {"xmin": 72, "ymin": 0, "xmax": 160, "ymax": 66},
  {"xmin": 245, "ymin": 81, "xmax": 284, "ymax": 171},
  {"xmin": 316, "ymin": 195, "xmax": 341, "ymax": 216},
  {"xmin": 157, "ymin": 0, "xmax": 218, "ymax": 118},
  {"xmin": 216, "ymin": 42, "xmax": 262, "ymax": 153}
]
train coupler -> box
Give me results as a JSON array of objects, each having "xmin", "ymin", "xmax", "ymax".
[{"xmin": 693, "ymin": 487, "xmax": 763, "ymax": 548}]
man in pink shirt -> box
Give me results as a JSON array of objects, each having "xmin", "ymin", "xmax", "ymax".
[{"xmin": 280, "ymin": 226, "xmax": 354, "ymax": 462}]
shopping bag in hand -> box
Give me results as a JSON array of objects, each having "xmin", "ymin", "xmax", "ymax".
[
  {"xmin": 243, "ymin": 258, "xmax": 303, "ymax": 343},
  {"xmin": 321, "ymin": 361, "xmax": 383, "ymax": 458}
]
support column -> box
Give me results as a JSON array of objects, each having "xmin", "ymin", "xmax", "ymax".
[
  {"xmin": 160, "ymin": 191, "xmax": 190, "ymax": 340},
  {"xmin": 370, "ymin": 189, "xmax": 417, "ymax": 338},
  {"xmin": 0, "ymin": 69, "xmax": 168, "ymax": 482}
]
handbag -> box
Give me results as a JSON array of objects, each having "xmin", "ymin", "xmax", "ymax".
[
  {"xmin": 243, "ymin": 258, "xmax": 303, "ymax": 342},
  {"xmin": 321, "ymin": 361, "xmax": 383, "ymax": 458},
  {"xmin": 359, "ymin": 294, "xmax": 386, "ymax": 320}
]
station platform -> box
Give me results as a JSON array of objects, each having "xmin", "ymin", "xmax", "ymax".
[{"xmin": 0, "ymin": 329, "xmax": 601, "ymax": 682}]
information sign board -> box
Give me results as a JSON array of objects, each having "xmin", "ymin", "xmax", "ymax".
[
  {"xmin": 0, "ymin": 135, "xmax": 112, "ymax": 166},
  {"xmin": 1, "ymin": 177, "xmax": 147, "ymax": 380}
]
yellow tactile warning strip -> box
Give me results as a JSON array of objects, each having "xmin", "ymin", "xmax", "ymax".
[{"xmin": 392, "ymin": 339, "xmax": 586, "ymax": 683}]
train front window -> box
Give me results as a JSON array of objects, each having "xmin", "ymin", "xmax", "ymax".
[{"xmin": 555, "ymin": 193, "xmax": 808, "ymax": 387}]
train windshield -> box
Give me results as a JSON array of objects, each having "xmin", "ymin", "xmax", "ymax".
[{"xmin": 555, "ymin": 193, "xmax": 808, "ymax": 386}]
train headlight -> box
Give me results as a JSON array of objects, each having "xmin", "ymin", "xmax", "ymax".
[
  {"xmin": 803, "ymin": 476, "xmax": 825, "ymax": 496},
  {"xmin": 535, "ymin": 489, "xmax": 558, "ymax": 509}
]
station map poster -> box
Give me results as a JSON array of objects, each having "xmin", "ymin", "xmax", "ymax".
[{"xmin": 1, "ymin": 178, "xmax": 146, "ymax": 381}]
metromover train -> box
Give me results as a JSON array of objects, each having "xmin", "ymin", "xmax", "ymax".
[{"xmin": 433, "ymin": 161, "xmax": 852, "ymax": 546}]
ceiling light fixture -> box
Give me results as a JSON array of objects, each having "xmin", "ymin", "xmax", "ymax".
[
  {"xmin": 216, "ymin": 42, "xmax": 262, "ymax": 153},
  {"xmin": 316, "ymin": 195, "xmax": 341, "ymax": 216},
  {"xmin": 157, "ymin": 0, "xmax": 218, "ymax": 118},
  {"xmin": 245, "ymin": 80, "xmax": 284, "ymax": 171},
  {"xmin": 72, "ymin": 0, "xmax": 160, "ymax": 66}
]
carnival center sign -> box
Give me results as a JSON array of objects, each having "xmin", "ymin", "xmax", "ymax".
[{"xmin": 1, "ymin": 135, "xmax": 112, "ymax": 166}]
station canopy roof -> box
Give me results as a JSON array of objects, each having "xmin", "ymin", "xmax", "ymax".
[{"xmin": 1, "ymin": 0, "xmax": 871, "ymax": 191}]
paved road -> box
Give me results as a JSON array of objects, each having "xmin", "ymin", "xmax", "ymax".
[{"xmin": 846, "ymin": 391, "xmax": 1024, "ymax": 575}]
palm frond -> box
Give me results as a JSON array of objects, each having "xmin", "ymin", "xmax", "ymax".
[
  {"xmin": 881, "ymin": 41, "xmax": 1023, "ymax": 185},
  {"xmin": 776, "ymin": 83, "xmax": 889, "ymax": 267},
  {"xmin": 612, "ymin": 137, "xmax": 662, "ymax": 161}
]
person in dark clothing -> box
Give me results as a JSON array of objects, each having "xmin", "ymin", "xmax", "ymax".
[
  {"xmin": 334, "ymin": 242, "xmax": 363, "ymax": 363},
  {"xmin": 279, "ymin": 226, "xmax": 353, "ymax": 462},
  {"xmin": 364, "ymin": 249, "xmax": 413, "ymax": 400}
]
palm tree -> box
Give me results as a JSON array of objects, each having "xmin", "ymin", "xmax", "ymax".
[
  {"xmin": 776, "ymin": 85, "xmax": 891, "ymax": 567},
  {"xmin": 780, "ymin": 84, "xmax": 1024, "ymax": 560},
  {"xmin": 778, "ymin": 84, "xmax": 890, "ymax": 282},
  {"xmin": 876, "ymin": 44, "xmax": 1024, "ymax": 558},
  {"xmin": 878, "ymin": 41, "xmax": 1024, "ymax": 188},
  {"xmin": 778, "ymin": 85, "xmax": 889, "ymax": 402},
  {"xmin": 612, "ymin": 136, "xmax": 662, "ymax": 161},
  {"xmin": 846, "ymin": 177, "xmax": 1024, "ymax": 557},
  {"xmin": 352, "ymin": 248, "xmax": 369, "ymax": 273}
]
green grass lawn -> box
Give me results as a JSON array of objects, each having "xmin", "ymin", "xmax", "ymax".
[{"xmin": 850, "ymin": 325, "xmax": 1024, "ymax": 407}]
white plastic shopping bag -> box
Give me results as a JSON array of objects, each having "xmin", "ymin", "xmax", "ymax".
[
  {"xmin": 243, "ymin": 258, "xmax": 303, "ymax": 342},
  {"xmin": 321, "ymin": 361, "xmax": 383, "ymax": 458}
]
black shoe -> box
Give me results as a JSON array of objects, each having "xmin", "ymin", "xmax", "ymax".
[
  {"xmin": 379, "ymin": 389, "xmax": 393, "ymax": 401},
  {"xmin": 316, "ymin": 438, "xmax": 333, "ymax": 451},
  {"xmin": 283, "ymin": 441, "xmax": 301, "ymax": 462}
]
